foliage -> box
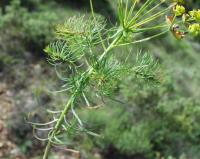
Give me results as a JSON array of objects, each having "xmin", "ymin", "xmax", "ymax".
[
  {"xmin": 0, "ymin": 0, "xmax": 71, "ymax": 54},
  {"xmin": 79, "ymin": 73, "xmax": 200, "ymax": 158},
  {"xmin": 81, "ymin": 107, "xmax": 152, "ymax": 155},
  {"xmin": 1, "ymin": 0, "xmax": 200, "ymax": 159},
  {"xmin": 28, "ymin": 0, "xmax": 200, "ymax": 158},
  {"xmin": 32, "ymin": 0, "xmax": 194, "ymax": 158},
  {"xmin": 0, "ymin": 0, "xmax": 27, "ymax": 53}
]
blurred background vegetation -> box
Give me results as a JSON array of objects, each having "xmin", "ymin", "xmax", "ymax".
[{"xmin": 0, "ymin": 0, "xmax": 200, "ymax": 159}]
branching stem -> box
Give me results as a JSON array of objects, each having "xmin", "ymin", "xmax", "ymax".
[
  {"xmin": 43, "ymin": 97, "xmax": 74, "ymax": 159},
  {"xmin": 42, "ymin": 28, "xmax": 124, "ymax": 159},
  {"xmin": 42, "ymin": 0, "xmax": 173, "ymax": 158}
]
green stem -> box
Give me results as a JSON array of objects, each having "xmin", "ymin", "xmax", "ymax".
[
  {"xmin": 42, "ymin": 139, "xmax": 51, "ymax": 159},
  {"xmin": 42, "ymin": 13, "xmax": 168, "ymax": 157},
  {"xmin": 42, "ymin": 97, "xmax": 74, "ymax": 159},
  {"xmin": 99, "ymin": 30, "xmax": 123, "ymax": 61},
  {"xmin": 117, "ymin": 29, "xmax": 169, "ymax": 47},
  {"xmin": 89, "ymin": 0, "xmax": 106, "ymax": 51},
  {"xmin": 42, "ymin": 30, "xmax": 123, "ymax": 159}
]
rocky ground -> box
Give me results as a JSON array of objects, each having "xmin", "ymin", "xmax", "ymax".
[
  {"xmin": 0, "ymin": 83, "xmax": 25, "ymax": 159},
  {"xmin": 0, "ymin": 58, "xmax": 80, "ymax": 158}
]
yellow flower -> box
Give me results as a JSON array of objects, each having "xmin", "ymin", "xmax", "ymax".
[
  {"xmin": 189, "ymin": 9, "xmax": 200, "ymax": 22},
  {"xmin": 173, "ymin": 5, "xmax": 185, "ymax": 16},
  {"xmin": 188, "ymin": 23, "xmax": 200, "ymax": 36}
]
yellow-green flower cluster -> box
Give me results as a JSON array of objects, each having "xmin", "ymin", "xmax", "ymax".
[
  {"xmin": 188, "ymin": 23, "xmax": 200, "ymax": 36},
  {"xmin": 169, "ymin": 0, "xmax": 200, "ymax": 37},
  {"xmin": 173, "ymin": 5, "xmax": 185, "ymax": 16},
  {"xmin": 189, "ymin": 9, "xmax": 200, "ymax": 22}
]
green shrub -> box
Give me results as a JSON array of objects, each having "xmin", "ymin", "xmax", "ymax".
[
  {"xmin": 79, "ymin": 90, "xmax": 200, "ymax": 158},
  {"xmin": 0, "ymin": 0, "xmax": 26, "ymax": 53},
  {"xmin": 0, "ymin": 0, "xmax": 80, "ymax": 54},
  {"xmin": 79, "ymin": 106, "xmax": 152, "ymax": 157},
  {"xmin": 22, "ymin": 9, "xmax": 58, "ymax": 52}
]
